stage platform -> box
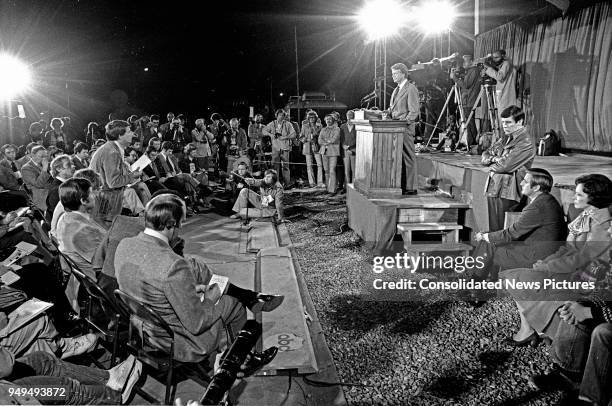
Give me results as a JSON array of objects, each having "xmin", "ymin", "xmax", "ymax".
[
  {"xmin": 417, "ymin": 152, "xmax": 612, "ymax": 231},
  {"xmin": 130, "ymin": 213, "xmax": 346, "ymax": 406},
  {"xmin": 347, "ymin": 152, "xmax": 612, "ymax": 253}
]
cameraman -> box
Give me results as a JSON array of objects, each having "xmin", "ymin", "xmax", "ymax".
[
  {"xmin": 162, "ymin": 117, "xmax": 190, "ymax": 152},
  {"xmin": 482, "ymin": 49, "xmax": 518, "ymax": 112},
  {"xmin": 450, "ymin": 54, "xmax": 480, "ymax": 147},
  {"xmin": 262, "ymin": 109, "xmax": 296, "ymax": 187}
]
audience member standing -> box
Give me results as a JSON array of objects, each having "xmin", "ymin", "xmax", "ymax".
[
  {"xmin": 482, "ymin": 105, "xmax": 535, "ymax": 231},
  {"xmin": 340, "ymin": 110, "xmax": 357, "ymax": 188},
  {"xmin": 318, "ymin": 114, "xmax": 341, "ymax": 194},
  {"xmin": 44, "ymin": 118, "xmax": 67, "ymax": 151},
  {"xmin": 248, "ymin": 114, "xmax": 265, "ymax": 160},
  {"xmin": 89, "ymin": 120, "xmax": 142, "ymax": 225},
  {"xmin": 299, "ymin": 111, "xmax": 323, "ymax": 188},
  {"xmin": 263, "ymin": 109, "xmax": 295, "ymax": 187},
  {"xmin": 191, "ymin": 118, "xmax": 215, "ymax": 171}
]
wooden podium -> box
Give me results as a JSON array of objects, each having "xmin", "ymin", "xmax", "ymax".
[{"xmin": 352, "ymin": 119, "xmax": 408, "ymax": 197}]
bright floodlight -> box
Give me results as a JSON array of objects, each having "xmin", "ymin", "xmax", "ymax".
[
  {"xmin": 357, "ymin": 0, "xmax": 408, "ymax": 40},
  {"xmin": 414, "ymin": 1, "xmax": 456, "ymax": 34},
  {"xmin": 0, "ymin": 54, "xmax": 31, "ymax": 101}
]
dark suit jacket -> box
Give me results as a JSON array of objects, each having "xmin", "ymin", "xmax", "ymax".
[
  {"xmin": 488, "ymin": 193, "xmax": 567, "ymax": 254},
  {"xmin": 115, "ymin": 232, "xmax": 220, "ymax": 362},
  {"xmin": 45, "ymin": 178, "xmax": 63, "ymax": 221},
  {"xmin": 0, "ymin": 165, "xmax": 21, "ymax": 191},
  {"xmin": 71, "ymin": 155, "xmax": 88, "ymax": 171},
  {"xmin": 178, "ymin": 156, "xmax": 203, "ymax": 174}
]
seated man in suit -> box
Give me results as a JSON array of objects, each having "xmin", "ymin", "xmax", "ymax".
[
  {"xmin": 71, "ymin": 142, "xmax": 90, "ymax": 170},
  {"xmin": 178, "ymin": 143, "xmax": 208, "ymax": 186},
  {"xmin": 45, "ymin": 154, "xmax": 74, "ymax": 222},
  {"xmin": 156, "ymin": 141, "xmax": 210, "ymax": 210},
  {"xmin": 0, "ymin": 144, "xmax": 28, "ymax": 211},
  {"xmin": 471, "ymin": 168, "xmax": 567, "ymax": 281},
  {"xmin": 114, "ymin": 194, "xmax": 282, "ymax": 368}
]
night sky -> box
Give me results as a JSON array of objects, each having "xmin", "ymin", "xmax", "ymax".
[{"xmin": 0, "ymin": 0, "xmax": 548, "ymax": 126}]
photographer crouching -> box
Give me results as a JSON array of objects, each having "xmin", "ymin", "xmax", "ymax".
[{"xmin": 229, "ymin": 169, "xmax": 285, "ymax": 222}]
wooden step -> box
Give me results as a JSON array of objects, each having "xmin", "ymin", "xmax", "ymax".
[
  {"xmin": 397, "ymin": 222, "xmax": 463, "ymax": 232},
  {"xmin": 404, "ymin": 242, "xmax": 473, "ymax": 254}
]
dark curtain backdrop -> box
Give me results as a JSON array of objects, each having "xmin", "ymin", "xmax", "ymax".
[{"xmin": 475, "ymin": 2, "xmax": 612, "ymax": 152}]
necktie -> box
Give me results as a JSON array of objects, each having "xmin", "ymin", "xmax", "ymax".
[
  {"xmin": 11, "ymin": 161, "xmax": 17, "ymax": 172},
  {"xmin": 167, "ymin": 156, "xmax": 175, "ymax": 173},
  {"xmin": 391, "ymin": 86, "xmax": 399, "ymax": 105}
]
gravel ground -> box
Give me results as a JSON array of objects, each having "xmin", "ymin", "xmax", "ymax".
[{"xmin": 283, "ymin": 189, "xmax": 570, "ymax": 406}]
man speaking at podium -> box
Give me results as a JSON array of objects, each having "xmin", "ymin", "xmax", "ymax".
[{"xmin": 387, "ymin": 63, "xmax": 420, "ymax": 195}]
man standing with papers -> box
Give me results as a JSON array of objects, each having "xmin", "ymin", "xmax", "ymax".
[{"xmin": 89, "ymin": 120, "xmax": 142, "ymax": 225}]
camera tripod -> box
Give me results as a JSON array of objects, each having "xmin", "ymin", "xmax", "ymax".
[
  {"xmin": 424, "ymin": 82, "xmax": 466, "ymax": 149},
  {"xmin": 454, "ymin": 83, "xmax": 501, "ymax": 151}
]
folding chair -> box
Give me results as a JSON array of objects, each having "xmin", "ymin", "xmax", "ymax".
[
  {"xmin": 114, "ymin": 289, "xmax": 212, "ymax": 405},
  {"xmin": 69, "ymin": 266, "xmax": 126, "ymax": 368}
]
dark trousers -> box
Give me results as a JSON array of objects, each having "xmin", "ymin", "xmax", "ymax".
[
  {"xmin": 272, "ymin": 149, "xmax": 291, "ymax": 185},
  {"xmin": 486, "ymin": 197, "xmax": 519, "ymax": 232},
  {"xmin": 472, "ymin": 240, "xmax": 543, "ymax": 280},
  {"xmin": 463, "ymin": 106, "xmax": 478, "ymax": 146},
  {"xmin": 0, "ymin": 190, "xmax": 29, "ymax": 212},
  {"xmin": 402, "ymin": 123, "xmax": 417, "ymax": 192},
  {"xmin": 10, "ymin": 351, "xmax": 120, "ymax": 405}
]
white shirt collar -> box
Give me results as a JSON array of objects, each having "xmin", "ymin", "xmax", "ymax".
[
  {"xmin": 114, "ymin": 141, "xmax": 124, "ymax": 157},
  {"xmin": 56, "ymin": 176, "xmax": 68, "ymax": 183},
  {"xmin": 144, "ymin": 228, "xmax": 169, "ymax": 245},
  {"xmin": 398, "ymin": 78, "xmax": 408, "ymax": 90},
  {"xmin": 70, "ymin": 210, "xmax": 91, "ymax": 221}
]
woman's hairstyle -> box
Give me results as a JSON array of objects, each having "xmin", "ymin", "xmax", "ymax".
[
  {"xmin": 145, "ymin": 193, "xmax": 185, "ymax": 231},
  {"xmin": 264, "ymin": 169, "xmax": 278, "ymax": 184},
  {"xmin": 105, "ymin": 120, "xmax": 130, "ymax": 141},
  {"xmin": 60, "ymin": 178, "xmax": 92, "ymax": 211},
  {"xmin": 575, "ymin": 174, "xmax": 612, "ymax": 209},
  {"xmin": 73, "ymin": 168, "xmax": 103, "ymax": 190},
  {"xmin": 324, "ymin": 114, "xmax": 337, "ymax": 123},
  {"xmin": 307, "ymin": 111, "xmax": 318, "ymax": 119}
]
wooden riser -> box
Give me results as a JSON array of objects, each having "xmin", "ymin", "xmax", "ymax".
[
  {"xmin": 398, "ymin": 208, "xmax": 460, "ymax": 224},
  {"xmin": 403, "ymin": 242, "xmax": 473, "ymax": 258}
]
